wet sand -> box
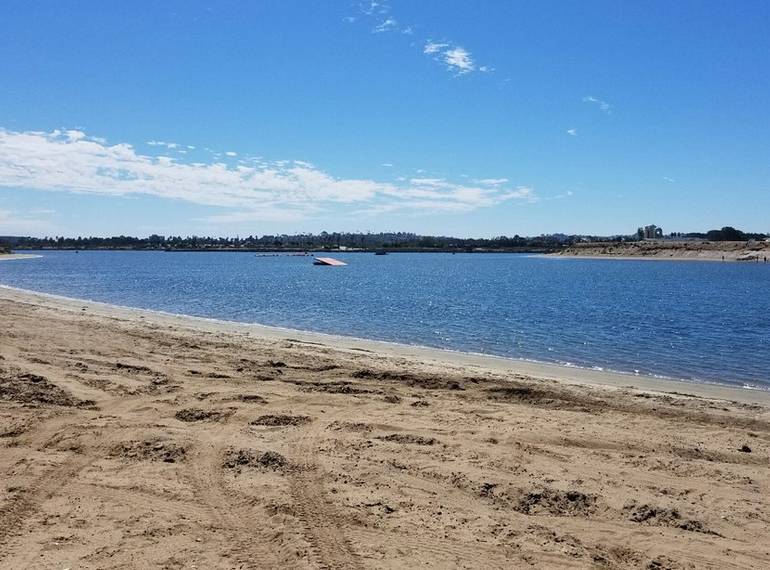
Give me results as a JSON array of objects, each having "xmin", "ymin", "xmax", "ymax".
[{"xmin": 1, "ymin": 286, "xmax": 769, "ymax": 569}]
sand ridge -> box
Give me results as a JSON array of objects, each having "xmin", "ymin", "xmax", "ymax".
[{"xmin": 1, "ymin": 293, "xmax": 769, "ymax": 568}]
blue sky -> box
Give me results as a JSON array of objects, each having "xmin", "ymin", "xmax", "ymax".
[{"xmin": 1, "ymin": 1, "xmax": 769, "ymax": 237}]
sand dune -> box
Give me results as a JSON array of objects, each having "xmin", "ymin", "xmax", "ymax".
[{"xmin": 1, "ymin": 289, "xmax": 769, "ymax": 569}]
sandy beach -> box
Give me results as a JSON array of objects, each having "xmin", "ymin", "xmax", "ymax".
[
  {"xmin": 551, "ymin": 241, "xmax": 770, "ymax": 262},
  {"xmin": 0, "ymin": 253, "xmax": 44, "ymax": 262},
  {"xmin": 1, "ymin": 287, "xmax": 769, "ymax": 569}
]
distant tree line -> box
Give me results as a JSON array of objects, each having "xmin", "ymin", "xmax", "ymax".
[
  {"xmin": 1, "ymin": 226, "xmax": 765, "ymax": 252},
  {"xmin": 672, "ymin": 226, "xmax": 768, "ymax": 242},
  {"xmin": 0, "ymin": 231, "xmax": 573, "ymax": 252}
]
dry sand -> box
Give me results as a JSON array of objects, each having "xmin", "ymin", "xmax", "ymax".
[
  {"xmin": 0, "ymin": 254, "xmax": 43, "ymax": 262},
  {"xmin": 551, "ymin": 241, "xmax": 770, "ymax": 262},
  {"xmin": 1, "ymin": 287, "xmax": 769, "ymax": 569}
]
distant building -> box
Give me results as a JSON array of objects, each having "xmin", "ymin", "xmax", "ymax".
[{"xmin": 637, "ymin": 224, "xmax": 663, "ymax": 240}]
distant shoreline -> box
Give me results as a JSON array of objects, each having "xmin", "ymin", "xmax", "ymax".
[
  {"xmin": 542, "ymin": 253, "xmax": 744, "ymax": 263},
  {"xmin": 0, "ymin": 253, "xmax": 43, "ymax": 262},
  {"xmin": 551, "ymin": 240, "xmax": 770, "ymax": 262}
]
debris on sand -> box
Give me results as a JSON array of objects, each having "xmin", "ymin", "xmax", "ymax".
[
  {"xmin": 229, "ymin": 394, "xmax": 268, "ymax": 404},
  {"xmin": 377, "ymin": 433, "xmax": 437, "ymax": 446},
  {"xmin": 110, "ymin": 438, "xmax": 187, "ymax": 463},
  {"xmin": 646, "ymin": 555, "xmax": 686, "ymax": 569},
  {"xmin": 486, "ymin": 384, "xmax": 597, "ymax": 412},
  {"xmin": 0, "ymin": 367, "xmax": 96, "ymax": 408},
  {"xmin": 222, "ymin": 448, "xmax": 289, "ymax": 472},
  {"xmin": 174, "ymin": 408, "xmax": 233, "ymax": 422},
  {"xmin": 297, "ymin": 381, "xmax": 377, "ymax": 395},
  {"xmin": 327, "ymin": 421, "xmax": 372, "ymax": 432},
  {"xmin": 115, "ymin": 362, "xmax": 156, "ymax": 374},
  {"xmin": 738, "ymin": 444, "xmax": 752, "ymax": 453},
  {"xmin": 515, "ymin": 488, "xmax": 597, "ymax": 516},
  {"xmin": 352, "ymin": 369, "xmax": 468, "ymax": 390},
  {"xmin": 250, "ymin": 414, "xmax": 311, "ymax": 427},
  {"xmin": 625, "ymin": 502, "xmax": 715, "ymax": 534}
]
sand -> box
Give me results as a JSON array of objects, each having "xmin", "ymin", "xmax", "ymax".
[
  {"xmin": 1, "ymin": 287, "xmax": 769, "ymax": 569},
  {"xmin": 551, "ymin": 241, "xmax": 770, "ymax": 262},
  {"xmin": 0, "ymin": 254, "xmax": 44, "ymax": 262}
]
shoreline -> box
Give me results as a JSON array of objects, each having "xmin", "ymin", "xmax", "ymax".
[
  {"xmin": 2, "ymin": 284, "xmax": 767, "ymax": 404},
  {"xmin": 2, "ymin": 280, "xmax": 769, "ymax": 568},
  {"xmin": 541, "ymin": 253, "xmax": 735, "ymax": 263},
  {"xmin": 0, "ymin": 253, "xmax": 44, "ymax": 261}
]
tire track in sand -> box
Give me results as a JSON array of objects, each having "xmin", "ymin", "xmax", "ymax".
[
  {"xmin": 0, "ymin": 414, "xmax": 100, "ymax": 561},
  {"xmin": 184, "ymin": 428, "xmax": 285, "ymax": 569},
  {"xmin": 288, "ymin": 412, "xmax": 364, "ymax": 570}
]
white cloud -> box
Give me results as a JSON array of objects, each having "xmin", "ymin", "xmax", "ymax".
[
  {"xmin": 582, "ymin": 95, "xmax": 612, "ymax": 114},
  {"xmin": 353, "ymin": 1, "xmax": 490, "ymax": 77},
  {"xmin": 424, "ymin": 41, "xmax": 448, "ymax": 54},
  {"xmin": 381, "ymin": 163, "xmax": 393, "ymax": 167},
  {"xmin": 360, "ymin": 1, "xmax": 388, "ymax": 16},
  {"xmin": 566, "ymin": 128, "xmax": 577, "ymax": 136},
  {"xmin": 663, "ymin": 176, "xmax": 675, "ymax": 183},
  {"xmin": 476, "ymin": 178, "xmax": 509, "ymax": 186},
  {"xmin": 423, "ymin": 41, "xmax": 486, "ymax": 76},
  {"xmin": 147, "ymin": 140, "xmax": 180, "ymax": 149},
  {"xmin": 225, "ymin": 151, "xmax": 237, "ymax": 157},
  {"xmin": 503, "ymin": 186, "xmax": 537, "ymax": 201},
  {"xmin": 444, "ymin": 47, "xmax": 475, "ymax": 74},
  {"xmin": 373, "ymin": 17, "xmax": 397, "ymax": 33},
  {"xmin": 0, "ymin": 128, "xmax": 537, "ymax": 222}
]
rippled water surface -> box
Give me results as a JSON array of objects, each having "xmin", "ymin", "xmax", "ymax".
[{"xmin": 2, "ymin": 251, "xmax": 769, "ymax": 388}]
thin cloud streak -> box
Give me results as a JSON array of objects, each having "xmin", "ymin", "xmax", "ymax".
[{"xmin": 582, "ymin": 95, "xmax": 612, "ymax": 114}]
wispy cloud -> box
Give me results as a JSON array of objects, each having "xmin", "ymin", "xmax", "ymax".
[
  {"xmin": 423, "ymin": 41, "xmax": 489, "ymax": 75},
  {"xmin": 0, "ymin": 208, "xmax": 55, "ymax": 233},
  {"xmin": 373, "ymin": 17, "xmax": 397, "ymax": 33},
  {"xmin": 582, "ymin": 95, "xmax": 612, "ymax": 114},
  {"xmin": 0, "ymin": 128, "xmax": 536, "ymax": 222},
  {"xmin": 662, "ymin": 176, "xmax": 675, "ymax": 183},
  {"xmin": 566, "ymin": 128, "xmax": 577, "ymax": 136},
  {"xmin": 423, "ymin": 41, "xmax": 448, "ymax": 55},
  {"xmin": 349, "ymin": 2, "xmax": 489, "ymax": 76},
  {"xmin": 147, "ymin": 140, "xmax": 180, "ymax": 149}
]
